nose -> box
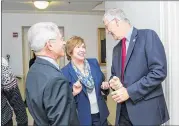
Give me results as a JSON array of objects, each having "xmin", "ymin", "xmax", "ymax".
[
  {"xmin": 80, "ymin": 47, "xmax": 86, "ymax": 52},
  {"xmin": 106, "ymin": 29, "xmax": 108, "ymax": 33},
  {"xmin": 106, "ymin": 29, "xmax": 111, "ymax": 34}
]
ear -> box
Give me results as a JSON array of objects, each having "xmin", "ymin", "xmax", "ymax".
[
  {"xmin": 69, "ymin": 51, "xmax": 73, "ymax": 57},
  {"xmin": 46, "ymin": 41, "xmax": 53, "ymax": 51}
]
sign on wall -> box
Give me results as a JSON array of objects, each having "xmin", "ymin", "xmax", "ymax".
[{"xmin": 13, "ymin": 32, "xmax": 18, "ymax": 38}]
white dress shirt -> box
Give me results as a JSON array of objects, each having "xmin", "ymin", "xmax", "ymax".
[
  {"xmin": 125, "ymin": 26, "xmax": 134, "ymax": 53},
  {"xmin": 38, "ymin": 56, "xmax": 59, "ymax": 70},
  {"xmin": 87, "ymin": 88, "xmax": 99, "ymax": 114}
]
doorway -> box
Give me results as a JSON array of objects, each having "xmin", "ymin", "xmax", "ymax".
[
  {"xmin": 22, "ymin": 26, "xmax": 65, "ymax": 97},
  {"xmin": 21, "ymin": 26, "xmax": 65, "ymax": 125}
]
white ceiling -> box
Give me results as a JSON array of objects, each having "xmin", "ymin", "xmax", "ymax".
[{"xmin": 2, "ymin": 0, "xmax": 105, "ymax": 15}]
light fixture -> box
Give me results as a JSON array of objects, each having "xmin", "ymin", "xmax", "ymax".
[{"xmin": 34, "ymin": 1, "xmax": 49, "ymax": 10}]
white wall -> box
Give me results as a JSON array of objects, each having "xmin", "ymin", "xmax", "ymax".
[
  {"xmin": 2, "ymin": 13, "xmax": 104, "ymax": 76},
  {"xmin": 160, "ymin": 2, "xmax": 179, "ymax": 125}
]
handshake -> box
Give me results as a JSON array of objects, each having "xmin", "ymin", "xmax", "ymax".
[
  {"xmin": 101, "ymin": 76, "xmax": 129, "ymax": 103},
  {"xmin": 101, "ymin": 76, "xmax": 123, "ymax": 91},
  {"xmin": 73, "ymin": 76, "xmax": 129, "ymax": 103}
]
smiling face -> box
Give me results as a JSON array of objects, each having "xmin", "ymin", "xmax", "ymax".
[
  {"xmin": 65, "ymin": 36, "xmax": 86, "ymax": 61},
  {"xmin": 71, "ymin": 43, "xmax": 86, "ymax": 62}
]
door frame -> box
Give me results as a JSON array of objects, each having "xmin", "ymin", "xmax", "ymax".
[{"xmin": 21, "ymin": 26, "xmax": 65, "ymax": 98}]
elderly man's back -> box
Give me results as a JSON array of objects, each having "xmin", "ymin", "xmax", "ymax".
[{"xmin": 26, "ymin": 57, "xmax": 79, "ymax": 125}]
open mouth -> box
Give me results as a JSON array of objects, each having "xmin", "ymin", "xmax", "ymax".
[{"xmin": 78, "ymin": 52, "xmax": 85, "ymax": 57}]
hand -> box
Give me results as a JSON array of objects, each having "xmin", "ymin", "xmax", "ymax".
[
  {"xmin": 109, "ymin": 76, "xmax": 123, "ymax": 91},
  {"xmin": 72, "ymin": 80, "xmax": 82, "ymax": 96},
  {"xmin": 101, "ymin": 81, "xmax": 110, "ymax": 90},
  {"xmin": 111, "ymin": 87, "xmax": 129, "ymax": 103}
]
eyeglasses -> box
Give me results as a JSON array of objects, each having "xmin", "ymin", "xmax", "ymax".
[
  {"xmin": 105, "ymin": 18, "xmax": 121, "ymax": 35},
  {"xmin": 104, "ymin": 18, "xmax": 116, "ymax": 35},
  {"xmin": 49, "ymin": 36, "xmax": 65, "ymax": 42},
  {"xmin": 104, "ymin": 19, "xmax": 114, "ymax": 30}
]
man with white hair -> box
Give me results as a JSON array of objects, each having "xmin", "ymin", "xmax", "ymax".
[
  {"xmin": 103, "ymin": 8, "xmax": 169, "ymax": 125},
  {"xmin": 26, "ymin": 22, "xmax": 79, "ymax": 125}
]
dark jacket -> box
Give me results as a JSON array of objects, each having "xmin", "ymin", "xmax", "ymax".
[
  {"xmin": 26, "ymin": 57, "xmax": 79, "ymax": 125},
  {"xmin": 112, "ymin": 27, "xmax": 169, "ymax": 125}
]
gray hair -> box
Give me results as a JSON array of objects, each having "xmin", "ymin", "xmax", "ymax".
[
  {"xmin": 28, "ymin": 22, "xmax": 61, "ymax": 52},
  {"xmin": 103, "ymin": 8, "xmax": 130, "ymax": 24}
]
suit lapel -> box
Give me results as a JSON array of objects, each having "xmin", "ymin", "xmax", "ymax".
[
  {"xmin": 88, "ymin": 60, "xmax": 99, "ymax": 96},
  {"xmin": 68, "ymin": 62, "xmax": 88, "ymax": 96},
  {"xmin": 117, "ymin": 42, "xmax": 122, "ymax": 79},
  {"xmin": 124, "ymin": 27, "xmax": 138, "ymax": 72}
]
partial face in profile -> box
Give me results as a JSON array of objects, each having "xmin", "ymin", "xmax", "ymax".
[
  {"xmin": 103, "ymin": 18, "xmax": 124, "ymax": 40},
  {"xmin": 47, "ymin": 33, "xmax": 66, "ymax": 57}
]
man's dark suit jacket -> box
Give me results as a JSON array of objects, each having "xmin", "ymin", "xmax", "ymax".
[
  {"xmin": 26, "ymin": 57, "xmax": 79, "ymax": 125},
  {"xmin": 112, "ymin": 27, "xmax": 170, "ymax": 125}
]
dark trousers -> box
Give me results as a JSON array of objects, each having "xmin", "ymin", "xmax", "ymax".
[
  {"xmin": 34, "ymin": 113, "xmax": 108, "ymax": 126},
  {"xmin": 3, "ymin": 119, "xmax": 13, "ymax": 126},
  {"xmin": 118, "ymin": 103, "xmax": 133, "ymax": 126},
  {"xmin": 91, "ymin": 113, "xmax": 108, "ymax": 126}
]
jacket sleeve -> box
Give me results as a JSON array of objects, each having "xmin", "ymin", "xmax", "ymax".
[
  {"xmin": 127, "ymin": 30, "xmax": 167, "ymax": 103},
  {"xmin": 43, "ymin": 76, "xmax": 73, "ymax": 125},
  {"xmin": 94, "ymin": 59, "xmax": 110, "ymax": 96},
  {"xmin": 61, "ymin": 67, "xmax": 79, "ymax": 104}
]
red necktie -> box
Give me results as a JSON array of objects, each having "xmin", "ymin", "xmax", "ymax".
[{"xmin": 121, "ymin": 38, "xmax": 126, "ymax": 83}]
